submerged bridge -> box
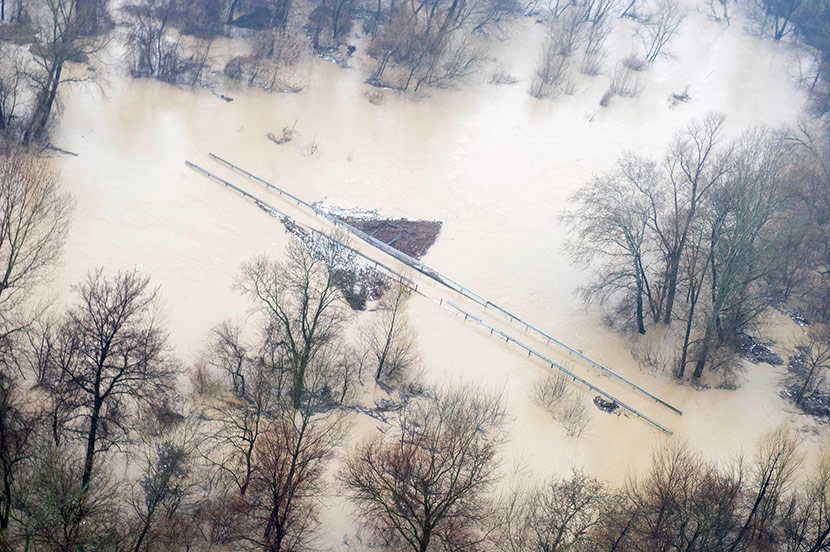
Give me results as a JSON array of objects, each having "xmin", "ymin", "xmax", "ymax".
[{"xmin": 186, "ymin": 154, "xmax": 683, "ymax": 435}]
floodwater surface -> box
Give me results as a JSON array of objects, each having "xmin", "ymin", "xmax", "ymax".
[{"xmin": 48, "ymin": 6, "xmax": 824, "ymax": 548}]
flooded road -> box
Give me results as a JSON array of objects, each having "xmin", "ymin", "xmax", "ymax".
[{"xmin": 48, "ymin": 7, "xmax": 824, "ymax": 547}]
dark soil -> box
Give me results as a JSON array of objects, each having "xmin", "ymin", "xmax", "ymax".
[{"xmin": 336, "ymin": 217, "xmax": 442, "ymax": 260}]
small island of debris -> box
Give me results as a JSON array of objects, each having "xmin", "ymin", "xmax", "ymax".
[{"xmin": 284, "ymin": 202, "xmax": 442, "ymax": 310}]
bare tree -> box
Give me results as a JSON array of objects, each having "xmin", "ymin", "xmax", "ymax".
[
  {"xmin": 46, "ymin": 269, "xmax": 178, "ymax": 501},
  {"xmin": 201, "ymin": 367, "xmax": 274, "ymax": 496},
  {"xmin": 752, "ymin": 0, "xmax": 804, "ymax": 40},
  {"xmin": 0, "ymin": 153, "xmax": 73, "ymax": 342},
  {"xmin": 494, "ymin": 469, "xmax": 608, "ymax": 552},
  {"xmin": 784, "ymin": 326, "xmax": 830, "ymax": 407},
  {"xmin": 360, "ymin": 282, "xmax": 418, "ymax": 384},
  {"xmin": 234, "ymin": 374, "xmax": 346, "ymax": 552},
  {"xmin": 0, "ymin": 45, "xmax": 28, "ymax": 138},
  {"xmin": 340, "ymin": 386, "xmax": 505, "ymax": 551},
  {"xmin": 10, "ymin": 443, "xmax": 124, "ymax": 551},
  {"xmin": 693, "ymin": 130, "xmax": 795, "ymax": 377},
  {"xmin": 23, "ymin": 0, "xmax": 109, "ymax": 143},
  {"xmin": 595, "ymin": 441, "xmax": 743, "ymax": 550},
  {"xmin": 562, "ymin": 153, "xmax": 658, "ymax": 334},
  {"xmin": 0, "ymin": 371, "xmax": 39, "ymax": 548},
  {"xmin": 130, "ymin": 417, "xmax": 205, "ymax": 552},
  {"xmin": 123, "ymin": 0, "xmax": 188, "ymax": 82},
  {"xmin": 637, "ymin": 0, "xmax": 687, "ymax": 63},
  {"xmin": 236, "ymin": 235, "xmax": 351, "ymax": 410},
  {"xmin": 781, "ymin": 450, "xmax": 830, "ymax": 552},
  {"xmin": 652, "ymin": 113, "xmax": 730, "ymax": 325},
  {"xmin": 728, "ymin": 426, "xmax": 801, "ymax": 550}
]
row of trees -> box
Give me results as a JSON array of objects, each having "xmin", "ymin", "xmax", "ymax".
[{"xmin": 564, "ymin": 113, "xmax": 830, "ymax": 378}]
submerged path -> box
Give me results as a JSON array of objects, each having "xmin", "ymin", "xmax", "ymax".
[{"xmin": 186, "ymin": 155, "xmax": 682, "ymax": 434}]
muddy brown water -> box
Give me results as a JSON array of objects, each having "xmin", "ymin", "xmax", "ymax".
[{"xmin": 46, "ymin": 7, "xmax": 825, "ymax": 548}]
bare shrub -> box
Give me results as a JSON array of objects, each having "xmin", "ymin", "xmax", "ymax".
[
  {"xmin": 599, "ymin": 87, "xmax": 614, "ymax": 106},
  {"xmin": 563, "ymin": 77, "xmax": 577, "ymax": 95},
  {"xmin": 533, "ymin": 371, "xmax": 591, "ymax": 436},
  {"xmin": 189, "ymin": 363, "xmax": 221, "ymax": 397},
  {"xmin": 533, "ymin": 371, "xmax": 571, "ymax": 411},
  {"xmin": 609, "ymin": 64, "xmax": 642, "ymax": 97},
  {"xmin": 489, "ymin": 68, "xmax": 519, "ymax": 85},
  {"xmin": 580, "ymin": 52, "xmax": 605, "ymax": 76},
  {"xmin": 266, "ymin": 121, "xmax": 298, "ymax": 144},
  {"xmin": 530, "ymin": 37, "xmax": 571, "ymax": 99},
  {"xmin": 362, "ymin": 89, "xmax": 385, "ymax": 104},
  {"xmin": 622, "ymin": 52, "xmax": 646, "ymax": 71},
  {"xmin": 560, "ymin": 394, "xmax": 590, "ymax": 436}
]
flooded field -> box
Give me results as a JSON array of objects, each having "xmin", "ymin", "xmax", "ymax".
[{"xmin": 47, "ymin": 5, "xmax": 824, "ymax": 547}]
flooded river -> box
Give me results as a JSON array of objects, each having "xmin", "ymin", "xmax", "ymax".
[{"xmin": 48, "ymin": 6, "xmax": 824, "ymax": 547}]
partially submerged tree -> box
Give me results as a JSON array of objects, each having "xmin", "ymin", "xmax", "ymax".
[
  {"xmin": 23, "ymin": 0, "xmax": 110, "ymax": 143},
  {"xmin": 341, "ymin": 386, "xmax": 505, "ymax": 551},
  {"xmin": 0, "ymin": 153, "xmax": 73, "ymax": 342},
  {"xmin": 236, "ymin": 234, "xmax": 351, "ymax": 409},
  {"xmin": 562, "ymin": 153, "xmax": 658, "ymax": 334},
  {"xmin": 637, "ymin": 0, "xmax": 687, "ymax": 63},
  {"xmin": 44, "ymin": 269, "xmax": 178, "ymax": 498},
  {"xmin": 494, "ymin": 469, "xmax": 608, "ymax": 552},
  {"xmin": 359, "ymin": 281, "xmax": 418, "ymax": 384},
  {"xmin": 785, "ymin": 326, "xmax": 830, "ymax": 406}
]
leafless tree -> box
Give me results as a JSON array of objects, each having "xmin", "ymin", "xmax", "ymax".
[
  {"xmin": 0, "ymin": 45, "xmax": 28, "ymax": 138},
  {"xmin": 784, "ymin": 326, "xmax": 830, "ymax": 407},
  {"xmin": 0, "ymin": 153, "xmax": 73, "ymax": 342},
  {"xmin": 728, "ymin": 426, "xmax": 801, "ymax": 550},
  {"xmin": 494, "ymin": 469, "xmax": 608, "ymax": 552},
  {"xmin": 0, "ymin": 371, "xmax": 39, "ymax": 548},
  {"xmin": 9, "ymin": 444, "xmax": 125, "ymax": 550},
  {"xmin": 751, "ymin": 0, "xmax": 804, "ymax": 40},
  {"xmin": 340, "ymin": 386, "xmax": 505, "ymax": 551},
  {"xmin": 233, "ymin": 373, "xmax": 347, "ymax": 552},
  {"xmin": 360, "ymin": 282, "xmax": 418, "ymax": 384},
  {"xmin": 22, "ymin": 0, "xmax": 110, "ymax": 143},
  {"xmin": 129, "ymin": 417, "xmax": 205, "ymax": 552},
  {"xmin": 201, "ymin": 368, "xmax": 275, "ymax": 496},
  {"xmin": 562, "ymin": 153, "xmax": 658, "ymax": 334},
  {"xmin": 781, "ymin": 449, "xmax": 830, "ymax": 552},
  {"xmin": 692, "ymin": 130, "xmax": 795, "ymax": 377},
  {"xmin": 594, "ymin": 441, "xmax": 743, "ymax": 550},
  {"xmin": 246, "ymin": 28, "xmax": 303, "ymax": 89},
  {"xmin": 653, "ymin": 113, "xmax": 730, "ymax": 326},
  {"xmin": 637, "ymin": 0, "xmax": 687, "ymax": 63},
  {"xmin": 44, "ymin": 269, "xmax": 178, "ymax": 503},
  {"xmin": 707, "ymin": 0, "xmax": 730, "ymax": 25},
  {"xmin": 236, "ymin": 235, "xmax": 351, "ymax": 410}
]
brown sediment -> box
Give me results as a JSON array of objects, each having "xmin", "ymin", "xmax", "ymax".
[{"xmin": 336, "ymin": 216, "xmax": 442, "ymax": 260}]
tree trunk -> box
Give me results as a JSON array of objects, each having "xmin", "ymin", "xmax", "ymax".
[
  {"xmin": 226, "ymin": 0, "xmax": 239, "ymax": 24},
  {"xmin": 662, "ymin": 255, "xmax": 680, "ymax": 324},
  {"xmin": 81, "ymin": 398, "xmax": 101, "ymax": 491},
  {"xmin": 25, "ymin": 62, "xmax": 63, "ymax": 144}
]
